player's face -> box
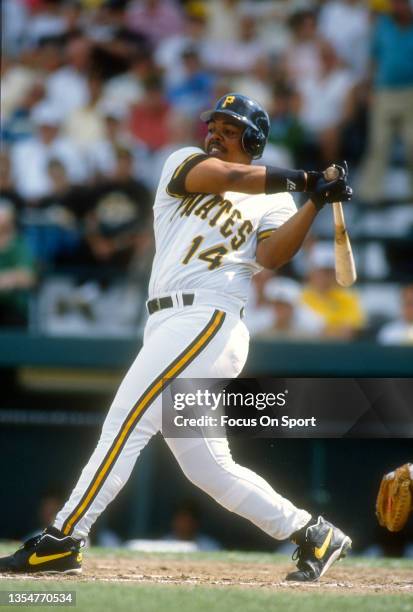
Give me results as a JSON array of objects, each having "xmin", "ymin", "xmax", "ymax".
[{"xmin": 205, "ymin": 116, "xmax": 250, "ymax": 164}]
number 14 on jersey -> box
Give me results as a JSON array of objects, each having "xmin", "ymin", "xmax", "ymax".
[{"xmin": 182, "ymin": 235, "xmax": 228, "ymax": 271}]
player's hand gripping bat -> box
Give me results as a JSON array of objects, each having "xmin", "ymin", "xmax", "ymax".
[{"xmin": 323, "ymin": 165, "xmax": 357, "ymax": 287}]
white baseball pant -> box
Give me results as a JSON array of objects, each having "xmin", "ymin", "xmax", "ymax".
[{"xmin": 54, "ymin": 292, "xmax": 310, "ymax": 541}]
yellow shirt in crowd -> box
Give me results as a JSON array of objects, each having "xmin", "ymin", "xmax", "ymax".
[
  {"xmin": 301, "ymin": 287, "xmax": 366, "ymax": 333},
  {"xmin": 369, "ymin": 0, "xmax": 391, "ymax": 12}
]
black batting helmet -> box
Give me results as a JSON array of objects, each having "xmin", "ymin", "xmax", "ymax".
[{"xmin": 200, "ymin": 93, "xmax": 270, "ymax": 159}]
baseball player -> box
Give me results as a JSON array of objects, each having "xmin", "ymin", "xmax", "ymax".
[{"xmin": 0, "ymin": 94, "xmax": 352, "ymax": 582}]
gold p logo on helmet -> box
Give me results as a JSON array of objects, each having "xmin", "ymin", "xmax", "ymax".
[{"xmin": 222, "ymin": 95, "xmax": 235, "ymax": 108}]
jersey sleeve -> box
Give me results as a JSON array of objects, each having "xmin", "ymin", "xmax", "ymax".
[
  {"xmin": 163, "ymin": 147, "xmax": 209, "ymax": 198},
  {"xmin": 257, "ymin": 193, "xmax": 297, "ymax": 243}
]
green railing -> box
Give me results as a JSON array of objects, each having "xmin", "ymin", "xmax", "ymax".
[{"xmin": 0, "ymin": 331, "xmax": 411, "ymax": 376}]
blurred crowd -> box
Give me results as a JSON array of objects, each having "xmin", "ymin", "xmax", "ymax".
[{"xmin": 1, "ymin": 0, "xmax": 413, "ymax": 343}]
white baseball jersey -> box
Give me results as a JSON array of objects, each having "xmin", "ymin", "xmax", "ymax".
[{"xmin": 148, "ymin": 147, "xmax": 297, "ymax": 304}]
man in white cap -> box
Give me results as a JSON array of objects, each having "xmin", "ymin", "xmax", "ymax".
[
  {"xmin": 377, "ymin": 284, "xmax": 413, "ymax": 345},
  {"xmin": 259, "ymin": 276, "xmax": 323, "ymax": 339},
  {"xmin": 10, "ymin": 101, "xmax": 88, "ymax": 201}
]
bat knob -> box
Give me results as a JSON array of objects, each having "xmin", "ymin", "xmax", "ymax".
[{"xmin": 324, "ymin": 166, "xmax": 340, "ymax": 181}]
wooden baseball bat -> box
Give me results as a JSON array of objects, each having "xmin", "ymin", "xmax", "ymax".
[{"xmin": 324, "ymin": 167, "xmax": 357, "ymax": 287}]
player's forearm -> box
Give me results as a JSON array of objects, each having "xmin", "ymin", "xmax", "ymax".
[
  {"xmin": 227, "ymin": 165, "xmax": 310, "ymax": 195},
  {"xmin": 185, "ymin": 159, "xmax": 310, "ymax": 195},
  {"xmin": 224, "ymin": 164, "xmax": 267, "ymax": 193},
  {"xmin": 255, "ymin": 200, "xmax": 318, "ymax": 269}
]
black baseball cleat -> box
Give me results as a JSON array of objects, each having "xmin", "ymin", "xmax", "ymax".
[
  {"xmin": 286, "ymin": 516, "xmax": 352, "ymax": 582},
  {"xmin": 0, "ymin": 526, "xmax": 83, "ymax": 574}
]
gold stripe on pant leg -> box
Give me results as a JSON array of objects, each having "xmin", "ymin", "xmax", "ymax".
[{"xmin": 62, "ymin": 310, "xmax": 226, "ymax": 535}]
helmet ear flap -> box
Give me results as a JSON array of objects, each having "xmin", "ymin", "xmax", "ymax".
[{"xmin": 242, "ymin": 126, "xmax": 266, "ymax": 159}]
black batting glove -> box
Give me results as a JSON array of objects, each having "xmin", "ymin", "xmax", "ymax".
[
  {"xmin": 308, "ymin": 162, "xmax": 353, "ymax": 211},
  {"xmin": 311, "ymin": 178, "xmax": 353, "ymax": 211}
]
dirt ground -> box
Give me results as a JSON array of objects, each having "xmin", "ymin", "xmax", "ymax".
[{"xmin": 3, "ymin": 555, "xmax": 413, "ymax": 595}]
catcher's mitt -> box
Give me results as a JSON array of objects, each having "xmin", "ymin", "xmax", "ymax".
[{"xmin": 376, "ymin": 463, "xmax": 413, "ymax": 532}]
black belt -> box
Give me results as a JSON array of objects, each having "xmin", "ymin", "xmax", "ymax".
[{"xmin": 147, "ymin": 293, "xmax": 194, "ymax": 315}]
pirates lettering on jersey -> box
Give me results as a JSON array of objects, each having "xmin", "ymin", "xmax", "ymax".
[
  {"xmin": 209, "ymin": 200, "xmax": 232, "ymax": 227},
  {"xmin": 220, "ymin": 209, "xmax": 242, "ymax": 238},
  {"xmin": 194, "ymin": 195, "xmax": 222, "ymax": 220},
  {"xmin": 174, "ymin": 193, "xmax": 205, "ymax": 218},
  {"xmin": 231, "ymin": 220, "xmax": 254, "ymax": 251},
  {"xmin": 171, "ymin": 187, "xmax": 254, "ymax": 260}
]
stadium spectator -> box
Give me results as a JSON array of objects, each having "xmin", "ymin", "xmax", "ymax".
[
  {"xmin": 10, "ymin": 101, "xmax": 88, "ymax": 201},
  {"xmin": 236, "ymin": 0, "xmax": 292, "ymax": 56},
  {"xmin": 284, "ymin": 9, "xmax": 322, "ymax": 86},
  {"xmin": 318, "ymin": 0, "xmax": 370, "ymax": 78},
  {"xmin": 87, "ymin": 100, "xmax": 135, "ymax": 179},
  {"xmin": 155, "ymin": 1, "xmax": 210, "ymax": 89},
  {"xmin": 1, "ymin": 79, "xmax": 45, "ymax": 145},
  {"xmin": 85, "ymin": 0, "xmax": 132, "ymax": 46},
  {"xmin": 63, "ymin": 73, "xmax": 107, "ymax": 153},
  {"xmin": 62, "ymin": 1, "xmax": 84, "ymax": 40},
  {"xmin": 203, "ymin": 14, "xmax": 266, "ymax": 76},
  {"xmin": 23, "ymin": 486, "xmax": 66, "ymax": 541},
  {"xmin": 147, "ymin": 111, "xmax": 197, "ymax": 191},
  {"xmin": 86, "ymin": 4, "xmax": 152, "ymax": 82},
  {"xmin": 22, "ymin": 160, "xmax": 82, "ymax": 268},
  {"xmin": 163, "ymin": 500, "xmax": 221, "ymax": 551},
  {"xmin": 126, "ymin": 0, "xmax": 184, "ymax": 45},
  {"xmin": 267, "ymin": 82, "xmax": 307, "ymax": 166},
  {"xmin": 101, "ymin": 49, "xmax": 153, "ymax": 112},
  {"xmin": 368, "ymin": 0, "xmax": 391, "ymax": 13},
  {"xmin": 26, "ymin": 0, "xmax": 67, "ymax": 49},
  {"xmin": 0, "ymin": 203, "xmax": 36, "ymax": 328},
  {"xmin": 129, "ymin": 75, "xmax": 172, "ymax": 151},
  {"xmin": 0, "ymin": 151, "xmax": 25, "ymax": 215},
  {"xmin": 2, "ymin": 0, "xmax": 29, "ymax": 57},
  {"xmin": 358, "ymin": 0, "xmax": 413, "ymax": 201},
  {"xmin": 205, "ymin": 0, "xmax": 242, "ymax": 42},
  {"xmin": 244, "ymin": 268, "xmax": 275, "ymax": 336},
  {"xmin": 86, "ymin": 99, "xmax": 150, "ymax": 184},
  {"xmin": 35, "ymin": 37, "xmax": 64, "ymax": 76},
  {"xmin": 255, "ymin": 277, "xmax": 323, "ymax": 340},
  {"xmin": 296, "ymin": 41, "xmax": 357, "ymax": 164},
  {"xmin": 1, "ymin": 54, "xmax": 42, "ymax": 124},
  {"xmin": 301, "ymin": 243, "xmax": 366, "ymax": 340},
  {"xmin": 166, "ymin": 45, "xmax": 215, "ymax": 117},
  {"xmin": 377, "ymin": 284, "xmax": 413, "ymax": 344},
  {"xmin": 78, "ymin": 147, "xmax": 152, "ymax": 273},
  {"xmin": 231, "ymin": 55, "xmax": 272, "ymax": 110},
  {"xmin": 45, "ymin": 35, "xmax": 91, "ymax": 116}
]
